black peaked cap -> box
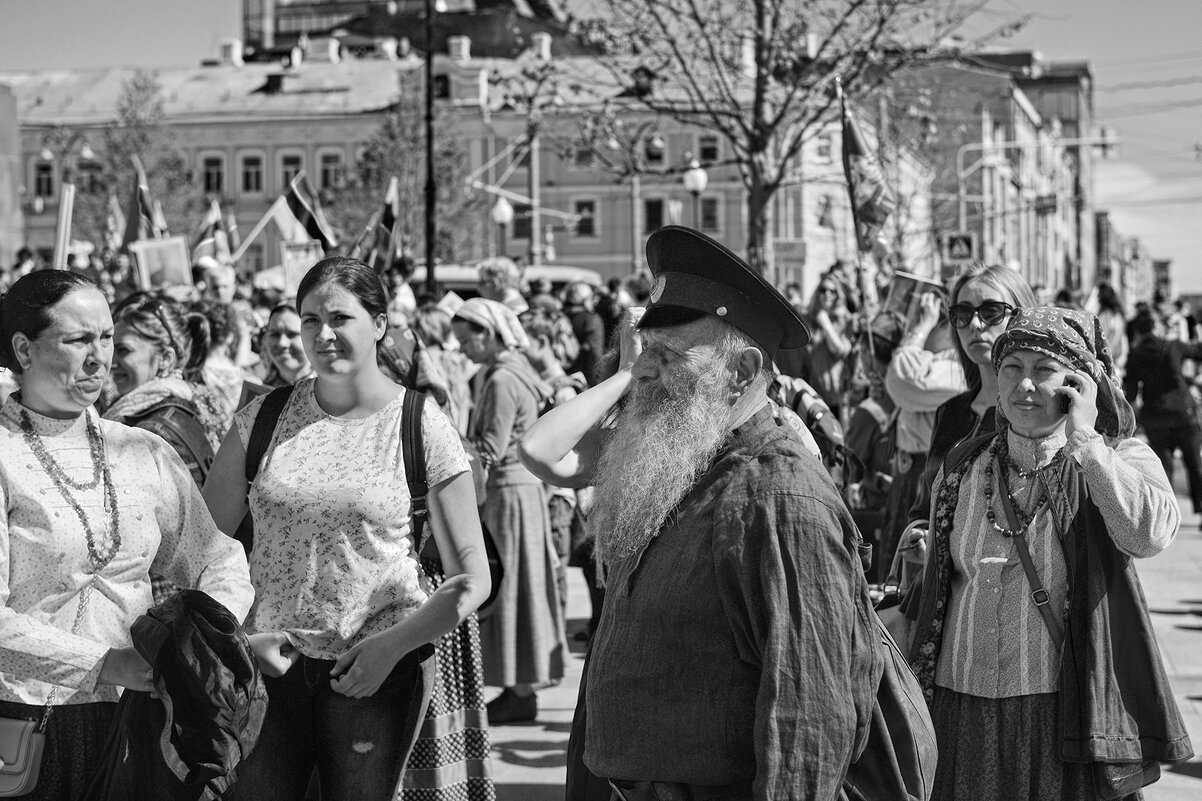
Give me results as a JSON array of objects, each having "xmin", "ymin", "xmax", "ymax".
[{"xmin": 641, "ymin": 226, "xmax": 810, "ymax": 358}]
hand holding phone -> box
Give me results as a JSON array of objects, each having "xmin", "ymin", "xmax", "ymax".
[{"xmin": 1059, "ymin": 376, "xmax": 1076, "ymax": 414}]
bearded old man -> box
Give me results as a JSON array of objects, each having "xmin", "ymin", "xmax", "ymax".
[{"xmin": 574, "ymin": 227, "xmax": 883, "ymax": 801}]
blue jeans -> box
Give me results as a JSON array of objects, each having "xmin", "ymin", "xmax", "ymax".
[{"xmin": 231, "ymin": 645, "xmax": 434, "ymax": 801}]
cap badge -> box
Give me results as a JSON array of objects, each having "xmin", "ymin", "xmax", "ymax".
[
  {"xmin": 716, "ymin": 306, "xmax": 728, "ymax": 316},
  {"xmin": 650, "ymin": 274, "xmax": 667, "ymax": 303}
]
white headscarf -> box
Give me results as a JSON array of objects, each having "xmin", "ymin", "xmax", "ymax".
[{"xmin": 454, "ymin": 297, "xmax": 530, "ymax": 350}]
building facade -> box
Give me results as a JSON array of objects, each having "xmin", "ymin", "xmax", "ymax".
[{"xmin": 0, "ymin": 84, "xmax": 22, "ymax": 269}]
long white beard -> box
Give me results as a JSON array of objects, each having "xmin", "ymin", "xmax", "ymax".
[{"xmin": 587, "ymin": 359, "xmax": 735, "ymax": 564}]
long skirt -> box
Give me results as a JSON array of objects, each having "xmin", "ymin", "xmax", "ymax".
[
  {"xmin": 479, "ymin": 482, "xmax": 566, "ymax": 687},
  {"xmin": 0, "ymin": 699, "xmax": 116, "ymax": 801},
  {"xmin": 931, "ymin": 687, "xmax": 1143, "ymax": 801},
  {"xmin": 400, "ymin": 559, "xmax": 497, "ymax": 801}
]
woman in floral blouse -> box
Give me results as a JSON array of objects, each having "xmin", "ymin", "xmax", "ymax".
[{"xmin": 203, "ymin": 257, "xmax": 490, "ymax": 801}]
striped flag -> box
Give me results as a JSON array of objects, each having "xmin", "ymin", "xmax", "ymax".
[
  {"xmin": 192, "ymin": 199, "xmax": 232, "ymax": 263},
  {"xmin": 368, "ymin": 176, "xmax": 400, "ymax": 273},
  {"xmin": 120, "ymin": 156, "xmax": 166, "ymax": 249},
  {"xmin": 283, "ymin": 171, "xmax": 338, "ymax": 252},
  {"xmin": 840, "ymin": 91, "xmax": 895, "ymax": 253}
]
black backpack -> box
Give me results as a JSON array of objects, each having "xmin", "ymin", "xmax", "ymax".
[{"xmin": 238, "ymin": 386, "xmax": 502, "ymax": 613}]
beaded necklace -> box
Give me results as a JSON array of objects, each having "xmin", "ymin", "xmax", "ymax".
[
  {"xmin": 983, "ymin": 435, "xmax": 1061, "ymax": 537},
  {"xmin": 18, "ymin": 407, "xmax": 122, "ymax": 570}
]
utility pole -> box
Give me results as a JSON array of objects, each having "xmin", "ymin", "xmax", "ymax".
[{"xmin": 423, "ymin": 0, "xmax": 437, "ymax": 296}]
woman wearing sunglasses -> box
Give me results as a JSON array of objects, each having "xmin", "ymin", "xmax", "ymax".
[
  {"xmin": 103, "ymin": 294, "xmax": 229, "ymax": 488},
  {"xmin": 893, "ymin": 264, "xmax": 1036, "ymax": 604}
]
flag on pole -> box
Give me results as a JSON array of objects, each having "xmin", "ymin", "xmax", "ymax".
[
  {"xmin": 368, "ymin": 175, "xmax": 400, "ymax": 273},
  {"xmin": 227, "ymin": 196, "xmax": 303, "ymax": 266},
  {"xmin": 283, "ymin": 171, "xmax": 338, "ymax": 251},
  {"xmin": 193, "ymin": 199, "xmax": 232, "ymax": 263},
  {"xmin": 225, "ymin": 209, "xmax": 241, "ymax": 253},
  {"xmin": 839, "ymin": 87, "xmax": 896, "ymax": 253},
  {"xmin": 121, "ymin": 156, "xmax": 167, "ymax": 249}
]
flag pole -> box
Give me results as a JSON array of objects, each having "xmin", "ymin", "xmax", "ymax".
[
  {"xmin": 349, "ymin": 209, "xmax": 381, "ymax": 262},
  {"xmin": 837, "ymin": 77, "xmax": 877, "ymax": 372},
  {"xmin": 53, "ymin": 183, "xmax": 76, "ymax": 270},
  {"xmin": 229, "ymin": 197, "xmax": 285, "ymax": 266}
]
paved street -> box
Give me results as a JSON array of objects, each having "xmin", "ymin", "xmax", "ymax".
[{"xmin": 486, "ymin": 476, "xmax": 1202, "ymax": 801}]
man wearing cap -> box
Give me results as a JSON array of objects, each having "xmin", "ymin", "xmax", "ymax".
[{"xmin": 582, "ymin": 227, "xmax": 882, "ymax": 801}]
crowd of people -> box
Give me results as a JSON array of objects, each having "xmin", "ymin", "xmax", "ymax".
[{"xmin": 0, "ymin": 227, "xmax": 1196, "ymax": 801}]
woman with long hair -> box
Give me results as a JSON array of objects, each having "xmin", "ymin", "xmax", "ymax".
[
  {"xmin": 895, "ymin": 263, "xmax": 1036, "ymax": 571},
  {"xmin": 203, "ymin": 256, "xmax": 491, "ymax": 801},
  {"xmin": 801, "ymin": 272, "xmax": 854, "ymax": 420}
]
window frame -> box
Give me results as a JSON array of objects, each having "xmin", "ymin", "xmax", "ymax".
[
  {"xmin": 198, "ymin": 152, "xmax": 226, "ymax": 195},
  {"xmin": 571, "ymin": 197, "xmax": 599, "ymax": 238},
  {"xmin": 239, "ymin": 151, "xmax": 266, "ymax": 195}
]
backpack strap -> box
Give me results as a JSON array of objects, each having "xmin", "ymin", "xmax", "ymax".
[
  {"xmin": 401, "ymin": 390, "xmax": 429, "ymax": 550},
  {"xmin": 245, "ymin": 385, "xmax": 295, "ymax": 484}
]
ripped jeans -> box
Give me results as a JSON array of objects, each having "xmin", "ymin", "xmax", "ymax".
[{"xmin": 230, "ymin": 645, "xmax": 434, "ymax": 801}]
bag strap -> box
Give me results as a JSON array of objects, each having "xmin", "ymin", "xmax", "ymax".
[
  {"xmin": 40, "ymin": 583, "xmax": 94, "ymax": 732},
  {"xmin": 995, "ymin": 457, "xmax": 1064, "ymax": 649},
  {"xmin": 245, "ymin": 386, "xmax": 295, "ymax": 484},
  {"xmin": 401, "ymin": 390, "xmax": 429, "ymax": 551}
]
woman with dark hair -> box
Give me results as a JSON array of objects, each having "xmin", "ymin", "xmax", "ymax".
[
  {"xmin": 103, "ymin": 293, "xmax": 228, "ymax": 485},
  {"xmin": 908, "ymin": 307, "xmax": 1191, "ymax": 799},
  {"xmin": 451, "ymin": 298, "xmax": 565, "ymax": 724},
  {"xmin": 0, "ymin": 271, "xmax": 253, "ymax": 799},
  {"xmin": 894, "ymin": 263, "xmax": 1036, "ymax": 574},
  {"xmin": 259, "ymin": 303, "xmax": 312, "ymax": 388},
  {"xmin": 802, "ymin": 272, "xmax": 854, "ymax": 420},
  {"xmin": 203, "ymin": 256, "xmax": 490, "ymax": 801}
]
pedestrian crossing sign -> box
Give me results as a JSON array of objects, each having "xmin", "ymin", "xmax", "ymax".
[{"xmin": 942, "ymin": 233, "xmax": 976, "ymax": 265}]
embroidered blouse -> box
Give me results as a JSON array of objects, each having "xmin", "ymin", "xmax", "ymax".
[
  {"xmin": 234, "ymin": 379, "xmax": 469, "ymax": 659},
  {"xmin": 934, "ymin": 427, "xmax": 1177, "ymax": 698},
  {"xmin": 0, "ymin": 396, "xmax": 253, "ymax": 706}
]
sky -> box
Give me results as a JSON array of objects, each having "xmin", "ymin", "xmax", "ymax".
[{"xmin": 1, "ymin": 0, "xmax": 1200, "ymax": 290}]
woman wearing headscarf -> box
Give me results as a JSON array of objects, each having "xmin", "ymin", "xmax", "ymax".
[
  {"xmin": 452, "ymin": 298, "xmax": 566, "ymax": 724},
  {"xmin": 907, "ymin": 307, "xmax": 1192, "ymax": 800}
]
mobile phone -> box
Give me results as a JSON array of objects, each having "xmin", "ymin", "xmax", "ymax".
[{"xmin": 1059, "ymin": 377, "xmax": 1075, "ymax": 414}]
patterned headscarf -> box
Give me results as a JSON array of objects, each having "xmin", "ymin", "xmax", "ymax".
[
  {"xmin": 453, "ymin": 297, "xmax": 530, "ymax": 350},
  {"xmin": 991, "ymin": 306, "xmax": 1135, "ymax": 439}
]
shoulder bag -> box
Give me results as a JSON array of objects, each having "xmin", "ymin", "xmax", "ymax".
[
  {"xmin": 402, "ymin": 390, "xmax": 503, "ymax": 614},
  {"xmin": 0, "ymin": 585, "xmax": 94, "ymax": 797}
]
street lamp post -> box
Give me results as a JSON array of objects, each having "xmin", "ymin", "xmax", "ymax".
[
  {"xmin": 423, "ymin": 0, "xmax": 438, "ymax": 297},
  {"xmin": 682, "ymin": 159, "xmax": 708, "ymax": 229},
  {"xmin": 491, "ymin": 196, "xmax": 514, "ymax": 258}
]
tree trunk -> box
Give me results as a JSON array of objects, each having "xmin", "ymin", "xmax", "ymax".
[{"xmin": 745, "ymin": 173, "xmax": 774, "ymax": 275}]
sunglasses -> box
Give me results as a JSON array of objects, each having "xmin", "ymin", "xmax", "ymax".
[{"xmin": 948, "ymin": 301, "xmax": 1015, "ymax": 329}]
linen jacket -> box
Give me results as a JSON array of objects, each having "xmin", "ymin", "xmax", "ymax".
[
  {"xmin": 908, "ymin": 432, "xmax": 1193, "ymax": 767},
  {"xmin": 585, "ymin": 407, "xmax": 883, "ymax": 800}
]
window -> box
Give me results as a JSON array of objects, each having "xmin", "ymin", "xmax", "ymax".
[
  {"xmin": 433, "ymin": 75, "xmax": 450, "ymax": 100},
  {"xmin": 202, "ymin": 156, "xmax": 224, "ymax": 194},
  {"xmin": 700, "ymin": 197, "xmax": 720, "ymax": 232},
  {"xmin": 77, "ymin": 162, "xmax": 103, "ymax": 194},
  {"xmin": 644, "ymin": 198, "xmax": 664, "ymax": 232},
  {"xmin": 280, "ymin": 153, "xmax": 303, "ymax": 189},
  {"xmin": 241, "ymin": 155, "xmax": 263, "ymax": 193},
  {"xmin": 573, "ymin": 199, "xmax": 597, "ymax": 237},
  {"xmin": 815, "ymin": 133, "xmax": 833, "ymax": 163},
  {"xmin": 319, "ymin": 152, "xmax": 343, "ymax": 190},
  {"xmin": 572, "ymin": 147, "xmax": 595, "ymax": 169},
  {"xmin": 513, "ymin": 203, "xmax": 532, "ymax": 240},
  {"xmin": 698, "ymin": 135, "xmax": 719, "ymax": 164},
  {"xmin": 644, "ymin": 136, "xmax": 665, "ymax": 166},
  {"xmin": 34, "ymin": 162, "xmax": 54, "ymax": 198}
]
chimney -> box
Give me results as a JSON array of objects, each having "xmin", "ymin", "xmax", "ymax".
[
  {"xmin": 378, "ymin": 36, "xmax": 398, "ymax": 61},
  {"xmin": 532, "ymin": 32, "xmax": 552, "ymax": 61},
  {"xmin": 448, "ymin": 35, "xmax": 471, "ymax": 62},
  {"xmin": 219, "ymin": 38, "xmax": 244, "ymax": 67}
]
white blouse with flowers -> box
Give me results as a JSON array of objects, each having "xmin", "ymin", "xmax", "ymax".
[
  {"xmin": 0, "ymin": 396, "xmax": 253, "ymax": 706},
  {"xmin": 234, "ymin": 379, "xmax": 469, "ymax": 659}
]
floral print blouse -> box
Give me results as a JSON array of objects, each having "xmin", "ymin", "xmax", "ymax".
[{"xmin": 234, "ymin": 379, "xmax": 469, "ymax": 659}]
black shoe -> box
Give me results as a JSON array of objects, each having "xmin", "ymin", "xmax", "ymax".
[{"xmin": 487, "ymin": 689, "xmax": 537, "ymax": 723}]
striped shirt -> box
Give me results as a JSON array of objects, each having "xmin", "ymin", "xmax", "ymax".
[{"xmin": 935, "ymin": 427, "xmax": 1178, "ymax": 698}]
